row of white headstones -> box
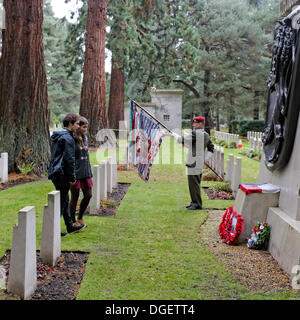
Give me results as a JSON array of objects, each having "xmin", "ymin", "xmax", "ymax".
[
  {"xmin": 5, "ymin": 156, "xmax": 117, "ymax": 300},
  {"xmin": 214, "ymin": 131, "xmax": 240, "ymax": 145},
  {"xmin": 205, "ymin": 147, "xmax": 242, "ymax": 194},
  {"xmin": 247, "ymin": 131, "xmax": 263, "ymax": 154}
]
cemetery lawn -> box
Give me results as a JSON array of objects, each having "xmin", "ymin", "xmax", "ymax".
[{"xmin": 0, "ymin": 137, "xmax": 299, "ymax": 300}]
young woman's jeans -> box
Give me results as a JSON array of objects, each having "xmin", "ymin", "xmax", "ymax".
[{"xmin": 69, "ymin": 185, "xmax": 92, "ymax": 222}]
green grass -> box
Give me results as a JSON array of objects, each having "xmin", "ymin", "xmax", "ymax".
[{"xmin": 0, "ymin": 136, "xmax": 298, "ymax": 300}]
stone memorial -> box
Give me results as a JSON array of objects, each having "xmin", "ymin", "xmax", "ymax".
[
  {"xmin": 234, "ymin": 186, "xmax": 280, "ymax": 243},
  {"xmin": 0, "ymin": 152, "xmax": 8, "ymax": 183},
  {"xmin": 90, "ymin": 165, "xmax": 101, "ymax": 213},
  {"xmin": 234, "ymin": 2, "xmax": 300, "ymax": 277},
  {"xmin": 7, "ymin": 206, "xmax": 37, "ymax": 300},
  {"xmin": 40, "ymin": 191, "xmax": 61, "ymax": 267},
  {"xmin": 231, "ymin": 157, "xmax": 242, "ymax": 194},
  {"xmin": 100, "ymin": 160, "xmax": 108, "ymax": 200},
  {"xmin": 107, "ymin": 156, "xmax": 113, "ymax": 195},
  {"xmin": 225, "ymin": 154, "xmax": 234, "ymax": 182}
]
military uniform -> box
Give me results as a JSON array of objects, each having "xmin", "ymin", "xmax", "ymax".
[{"xmin": 173, "ymin": 119, "xmax": 214, "ymax": 210}]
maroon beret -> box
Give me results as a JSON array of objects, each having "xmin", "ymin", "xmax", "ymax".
[{"xmin": 192, "ymin": 116, "xmax": 205, "ymax": 123}]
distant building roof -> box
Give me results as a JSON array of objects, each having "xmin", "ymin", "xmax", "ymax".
[
  {"xmin": 150, "ymin": 89, "xmax": 184, "ymax": 95},
  {"xmin": 138, "ymin": 102, "xmax": 157, "ymax": 108}
]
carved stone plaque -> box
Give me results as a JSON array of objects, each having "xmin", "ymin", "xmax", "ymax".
[
  {"xmin": 263, "ymin": 12, "xmax": 300, "ymax": 171},
  {"xmin": 281, "ymin": 0, "xmax": 300, "ymax": 16}
]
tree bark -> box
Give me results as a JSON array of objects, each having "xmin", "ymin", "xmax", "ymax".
[
  {"xmin": 253, "ymin": 90, "xmax": 260, "ymax": 120},
  {"xmin": 227, "ymin": 92, "xmax": 235, "ymax": 133},
  {"xmin": 80, "ymin": 0, "xmax": 108, "ymax": 146},
  {"xmin": 203, "ymin": 70, "xmax": 214, "ymax": 134},
  {"xmin": 0, "ymin": 0, "xmax": 50, "ymax": 175},
  {"xmin": 216, "ymin": 106, "xmax": 220, "ymax": 131},
  {"xmin": 108, "ymin": 58, "xmax": 124, "ymax": 131}
]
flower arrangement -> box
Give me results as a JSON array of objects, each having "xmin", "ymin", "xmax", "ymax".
[
  {"xmin": 214, "ymin": 191, "xmax": 234, "ymax": 200},
  {"xmin": 219, "ymin": 206, "xmax": 244, "ymax": 245},
  {"xmin": 247, "ymin": 222, "xmax": 271, "ymax": 250}
]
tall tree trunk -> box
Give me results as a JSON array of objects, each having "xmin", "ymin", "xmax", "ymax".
[
  {"xmin": 108, "ymin": 58, "xmax": 124, "ymax": 131},
  {"xmin": 80, "ymin": 0, "xmax": 108, "ymax": 146},
  {"xmin": 203, "ymin": 69, "xmax": 213, "ymax": 134},
  {"xmin": 227, "ymin": 92, "xmax": 235, "ymax": 133},
  {"xmin": 253, "ymin": 90, "xmax": 259, "ymax": 120},
  {"xmin": 0, "ymin": 0, "xmax": 50, "ymax": 175},
  {"xmin": 216, "ymin": 106, "xmax": 220, "ymax": 131}
]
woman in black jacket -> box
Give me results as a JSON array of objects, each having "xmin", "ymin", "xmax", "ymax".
[{"xmin": 69, "ymin": 116, "xmax": 93, "ymax": 227}]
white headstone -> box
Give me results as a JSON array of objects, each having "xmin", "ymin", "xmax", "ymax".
[
  {"xmin": 112, "ymin": 151, "xmax": 118, "ymax": 188},
  {"xmin": 100, "ymin": 160, "xmax": 108, "ymax": 200},
  {"xmin": 107, "ymin": 157, "xmax": 113, "ymax": 194},
  {"xmin": 220, "ymin": 148, "xmax": 225, "ymax": 179},
  {"xmin": 231, "ymin": 157, "xmax": 242, "ymax": 194},
  {"xmin": 8, "ymin": 206, "xmax": 37, "ymax": 300},
  {"xmin": 90, "ymin": 165, "xmax": 101, "ymax": 213},
  {"xmin": 216, "ymin": 147, "xmax": 221, "ymax": 176},
  {"xmin": 0, "ymin": 152, "xmax": 8, "ymax": 183},
  {"xmin": 225, "ymin": 154, "xmax": 234, "ymax": 182},
  {"xmin": 40, "ymin": 191, "xmax": 61, "ymax": 267}
]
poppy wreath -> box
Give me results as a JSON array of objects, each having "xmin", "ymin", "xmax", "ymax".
[
  {"xmin": 218, "ymin": 206, "xmax": 244, "ymax": 245},
  {"xmin": 218, "ymin": 206, "xmax": 233, "ymax": 239}
]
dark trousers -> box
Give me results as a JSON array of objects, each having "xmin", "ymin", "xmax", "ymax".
[
  {"xmin": 70, "ymin": 186, "xmax": 92, "ymax": 222},
  {"xmin": 51, "ymin": 175, "xmax": 74, "ymax": 229},
  {"xmin": 187, "ymin": 174, "xmax": 203, "ymax": 209}
]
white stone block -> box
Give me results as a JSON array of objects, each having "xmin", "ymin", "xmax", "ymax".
[
  {"xmin": 112, "ymin": 152, "xmax": 118, "ymax": 188},
  {"xmin": 107, "ymin": 157, "xmax": 113, "ymax": 194},
  {"xmin": 40, "ymin": 191, "xmax": 61, "ymax": 267},
  {"xmin": 8, "ymin": 206, "xmax": 37, "ymax": 300},
  {"xmin": 100, "ymin": 160, "xmax": 108, "ymax": 200},
  {"xmin": 267, "ymin": 207, "xmax": 300, "ymax": 277},
  {"xmin": 216, "ymin": 148, "xmax": 221, "ymax": 176},
  {"xmin": 220, "ymin": 148, "xmax": 225, "ymax": 179},
  {"xmin": 90, "ymin": 165, "xmax": 101, "ymax": 213},
  {"xmin": 233, "ymin": 189, "xmax": 279, "ymax": 242},
  {"xmin": 225, "ymin": 154, "xmax": 234, "ymax": 182},
  {"xmin": 231, "ymin": 157, "xmax": 242, "ymax": 193},
  {"xmin": 0, "ymin": 152, "xmax": 8, "ymax": 183}
]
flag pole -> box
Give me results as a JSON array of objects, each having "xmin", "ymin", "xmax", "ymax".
[{"xmin": 128, "ymin": 97, "xmax": 173, "ymax": 134}]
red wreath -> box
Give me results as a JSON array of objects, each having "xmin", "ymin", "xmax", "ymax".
[{"xmin": 218, "ymin": 206, "xmax": 244, "ymax": 245}]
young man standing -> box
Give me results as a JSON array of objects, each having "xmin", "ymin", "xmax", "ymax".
[
  {"xmin": 172, "ymin": 116, "xmax": 214, "ymax": 210},
  {"xmin": 48, "ymin": 113, "xmax": 86, "ymax": 236}
]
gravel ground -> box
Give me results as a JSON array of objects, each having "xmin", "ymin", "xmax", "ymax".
[{"xmin": 199, "ymin": 210, "xmax": 293, "ymax": 292}]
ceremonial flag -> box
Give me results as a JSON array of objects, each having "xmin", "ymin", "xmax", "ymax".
[{"xmin": 129, "ymin": 100, "xmax": 167, "ymax": 181}]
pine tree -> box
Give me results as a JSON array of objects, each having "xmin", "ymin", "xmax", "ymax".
[{"xmin": 43, "ymin": 0, "xmax": 81, "ymax": 124}]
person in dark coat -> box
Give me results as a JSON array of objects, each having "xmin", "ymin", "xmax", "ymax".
[
  {"xmin": 172, "ymin": 116, "xmax": 214, "ymax": 210},
  {"xmin": 48, "ymin": 113, "xmax": 86, "ymax": 236},
  {"xmin": 69, "ymin": 116, "xmax": 93, "ymax": 227}
]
